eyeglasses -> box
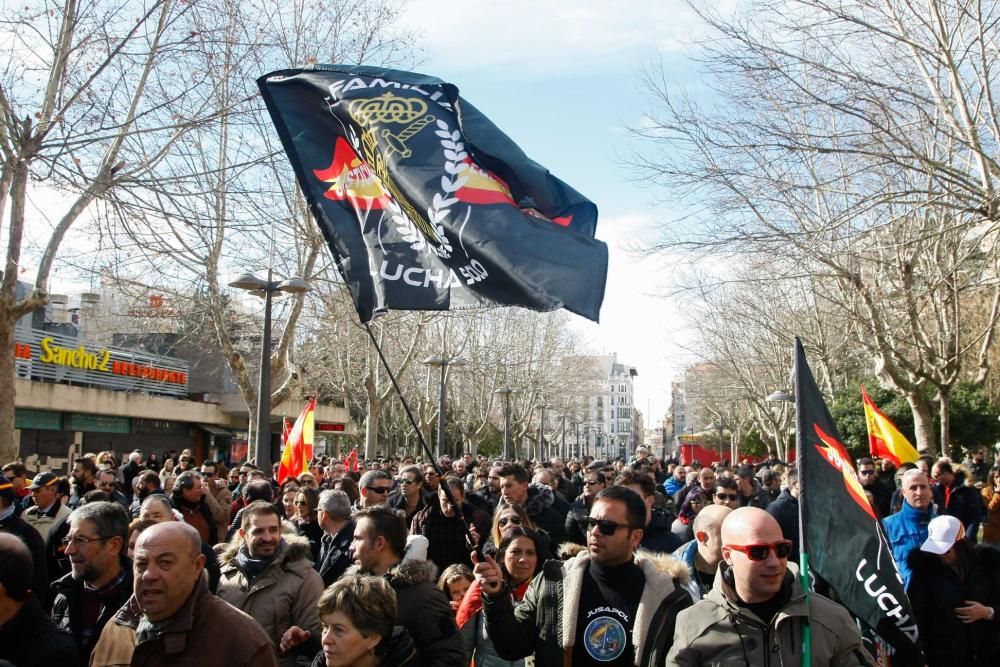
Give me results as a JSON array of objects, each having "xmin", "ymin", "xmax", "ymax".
[
  {"xmin": 726, "ymin": 540, "xmax": 793, "ymax": 561},
  {"xmin": 201, "ymin": 472, "xmax": 215, "ymax": 478},
  {"xmin": 97, "ymin": 480, "xmax": 116, "ymax": 487},
  {"xmin": 366, "ymin": 486, "xmax": 392, "ymax": 495},
  {"xmin": 399, "ymin": 479, "xmax": 417, "ymax": 485},
  {"xmin": 715, "ymin": 493, "xmax": 738, "ymax": 501},
  {"xmin": 858, "ymin": 470, "xmax": 876, "ymax": 476},
  {"xmin": 294, "ymin": 500, "xmax": 309, "ymax": 506},
  {"xmin": 62, "ymin": 535, "xmax": 110, "ymax": 548},
  {"xmin": 498, "ymin": 516, "xmax": 522, "ymax": 527},
  {"xmin": 585, "ymin": 480, "xmax": 604, "ymax": 486},
  {"xmin": 585, "ymin": 518, "xmax": 631, "ymax": 536}
]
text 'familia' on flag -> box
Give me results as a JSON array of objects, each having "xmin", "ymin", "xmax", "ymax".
[
  {"xmin": 794, "ymin": 339, "xmax": 923, "ymax": 665},
  {"xmin": 257, "ymin": 65, "xmax": 608, "ymax": 323}
]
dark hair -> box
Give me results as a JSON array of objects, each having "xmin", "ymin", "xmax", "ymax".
[
  {"xmin": 74, "ymin": 457, "xmax": 98, "ymax": 476},
  {"xmin": 586, "ymin": 470, "xmax": 607, "ymax": 485},
  {"xmin": 594, "ymin": 486, "xmax": 646, "ymax": 530},
  {"xmin": 734, "ymin": 465, "xmax": 755, "ymax": 479},
  {"xmin": 399, "ymin": 465, "xmax": 424, "ymax": 484},
  {"xmin": 2, "ymin": 462, "xmax": 27, "ymax": 477},
  {"xmin": 679, "ymin": 487, "xmax": 709, "ymax": 520},
  {"xmin": 442, "ymin": 475, "xmax": 466, "ymax": 494},
  {"xmin": 935, "ymin": 461, "xmax": 954, "ymax": 475},
  {"xmin": 716, "ymin": 478, "xmax": 738, "ymax": 492},
  {"xmin": 355, "ymin": 506, "xmax": 407, "ymax": 557},
  {"xmin": 613, "ymin": 470, "xmax": 656, "ymax": 498},
  {"xmin": 138, "ymin": 470, "xmax": 160, "ymax": 488},
  {"xmin": 295, "ymin": 486, "xmax": 320, "ymax": 518},
  {"xmin": 857, "ymin": 457, "xmax": 875, "ymax": 467},
  {"xmin": 334, "ymin": 476, "xmax": 360, "ymax": 504},
  {"xmin": 244, "ymin": 480, "xmax": 274, "ymax": 503},
  {"xmin": 0, "ymin": 534, "xmax": 32, "ymax": 600},
  {"xmin": 497, "ymin": 464, "xmax": 529, "ymax": 484},
  {"xmin": 69, "ymin": 501, "xmax": 129, "ymax": 555},
  {"xmin": 241, "ymin": 499, "xmax": 281, "ymax": 530},
  {"xmin": 497, "ymin": 526, "xmax": 543, "ymax": 581},
  {"xmin": 82, "ymin": 490, "xmax": 112, "ymax": 504},
  {"xmin": 917, "ymin": 455, "xmax": 935, "ymax": 467},
  {"xmin": 897, "ymin": 462, "xmax": 918, "ymax": 473}
]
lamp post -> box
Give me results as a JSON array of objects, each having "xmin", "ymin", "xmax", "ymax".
[
  {"xmin": 535, "ymin": 403, "xmax": 552, "ymax": 460},
  {"xmin": 494, "ymin": 386, "xmax": 520, "ymax": 461},
  {"xmin": 423, "ymin": 355, "xmax": 467, "ymax": 459},
  {"xmin": 228, "ymin": 269, "xmax": 310, "ymax": 473}
]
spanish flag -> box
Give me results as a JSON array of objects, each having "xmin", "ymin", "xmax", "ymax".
[
  {"xmin": 277, "ymin": 398, "xmax": 315, "ymax": 484},
  {"xmin": 861, "ymin": 385, "xmax": 919, "ymax": 466}
]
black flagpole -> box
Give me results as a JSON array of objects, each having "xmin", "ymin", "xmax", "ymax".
[{"xmin": 363, "ymin": 322, "xmax": 481, "ymax": 557}]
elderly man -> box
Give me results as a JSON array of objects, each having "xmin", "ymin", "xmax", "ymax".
[
  {"xmin": 314, "ymin": 489, "xmax": 355, "ymax": 587},
  {"xmin": 90, "ymin": 522, "xmax": 276, "ymax": 666},
  {"xmin": 672, "ymin": 504, "xmax": 732, "ymax": 601},
  {"xmin": 475, "ymin": 486, "xmax": 692, "ymax": 664},
  {"xmin": 24, "ymin": 471, "xmax": 72, "ymax": 545},
  {"xmin": 170, "ymin": 470, "xmax": 218, "ymax": 546},
  {"xmin": 883, "ymin": 469, "xmax": 936, "ymax": 589},
  {"xmin": 217, "ymin": 501, "xmax": 324, "ymax": 667},
  {"xmin": 50, "ymin": 501, "xmax": 132, "ymax": 661},
  {"xmin": 667, "ymin": 507, "xmax": 871, "ymax": 665},
  {"xmin": 356, "ymin": 469, "xmax": 394, "ymax": 510}
]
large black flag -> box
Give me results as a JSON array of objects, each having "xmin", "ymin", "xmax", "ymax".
[
  {"xmin": 794, "ymin": 339, "xmax": 923, "ymax": 665},
  {"xmin": 258, "ymin": 65, "xmax": 608, "ymax": 322}
]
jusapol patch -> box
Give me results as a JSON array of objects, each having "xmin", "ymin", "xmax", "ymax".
[{"xmin": 584, "ymin": 615, "xmax": 626, "ymax": 662}]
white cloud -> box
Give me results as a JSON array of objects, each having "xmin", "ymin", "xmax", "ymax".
[{"xmin": 401, "ymin": 0, "xmax": 707, "ymax": 75}]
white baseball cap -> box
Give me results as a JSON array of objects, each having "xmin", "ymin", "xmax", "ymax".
[{"xmin": 920, "ymin": 515, "xmax": 965, "ymax": 555}]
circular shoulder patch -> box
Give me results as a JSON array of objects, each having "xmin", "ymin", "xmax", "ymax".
[{"xmin": 583, "ymin": 615, "xmax": 627, "ymax": 662}]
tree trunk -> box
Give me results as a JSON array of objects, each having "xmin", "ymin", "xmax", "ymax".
[
  {"xmin": 364, "ymin": 399, "xmax": 381, "ymax": 460},
  {"xmin": 906, "ymin": 392, "xmax": 937, "ymax": 456},
  {"xmin": 0, "ymin": 318, "xmax": 17, "ymax": 463},
  {"xmin": 938, "ymin": 389, "xmax": 953, "ymax": 459}
]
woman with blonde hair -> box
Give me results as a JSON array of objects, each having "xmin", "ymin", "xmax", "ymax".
[{"xmin": 483, "ymin": 502, "xmax": 553, "ymax": 559}]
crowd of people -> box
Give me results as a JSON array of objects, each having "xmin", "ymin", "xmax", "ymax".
[{"xmin": 0, "ymin": 444, "xmax": 998, "ymax": 666}]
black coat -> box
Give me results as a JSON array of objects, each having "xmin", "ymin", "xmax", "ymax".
[
  {"xmin": 0, "ymin": 513, "xmax": 49, "ymax": 608},
  {"xmin": 908, "ymin": 545, "xmax": 1000, "ymax": 666},
  {"xmin": 315, "ymin": 520, "xmax": 354, "ymax": 587},
  {"xmin": 640, "ymin": 506, "xmax": 682, "ymax": 554},
  {"xmin": 0, "ymin": 596, "xmax": 80, "ymax": 667},
  {"xmin": 50, "ymin": 562, "xmax": 133, "ymax": 659},
  {"xmin": 933, "ymin": 472, "xmax": 984, "ymax": 529},
  {"xmin": 767, "ymin": 488, "xmax": 800, "ymax": 562}
]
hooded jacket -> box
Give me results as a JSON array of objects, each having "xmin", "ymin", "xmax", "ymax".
[
  {"xmin": 90, "ymin": 574, "xmax": 276, "ymax": 667},
  {"xmin": 347, "ymin": 558, "xmax": 466, "ymax": 667},
  {"xmin": 640, "ymin": 506, "xmax": 682, "ymax": 554},
  {"xmin": 481, "ymin": 550, "xmax": 692, "ymax": 666},
  {"xmin": 665, "ymin": 563, "xmax": 873, "ymax": 666},
  {"xmin": 908, "ymin": 545, "xmax": 1000, "ymax": 666},
  {"xmin": 217, "ymin": 534, "xmax": 325, "ymax": 667},
  {"xmin": 49, "ymin": 559, "xmax": 133, "ymax": 659}
]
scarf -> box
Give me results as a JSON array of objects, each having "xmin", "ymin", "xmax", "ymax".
[{"xmin": 236, "ymin": 540, "xmax": 284, "ymax": 582}]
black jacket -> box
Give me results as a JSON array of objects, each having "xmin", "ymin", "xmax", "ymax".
[
  {"xmin": 0, "ymin": 513, "xmax": 49, "ymax": 607},
  {"xmin": 908, "ymin": 545, "xmax": 1000, "ymax": 666},
  {"xmin": 410, "ymin": 502, "xmax": 489, "ymax": 572},
  {"xmin": 767, "ymin": 488, "xmax": 800, "ymax": 562},
  {"xmin": 0, "ymin": 596, "xmax": 81, "ymax": 667},
  {"xmin": 564, "ymin": 497, "xmax": 590, "ymax": 546},
  {"xmin": 315, "ymin": 519, "xmax": 355, "ymax": 587},
  {"xmin": 310, "ymin": 626, "xmax": 417, "ymax": 667},
  {"xmin": 933, "ymin": 472, "xmax": 984, "ymax": 529},
  {"xmin": 49, "ymin": 562, "xmax": 133, "ymax": 659},
  {"xmin": 523, "ymin": 484, "xmax": 567, "ymax": 547},
  {"xmin": 640, "ymin": 506, "xmax": 682, "ymax": 554}
]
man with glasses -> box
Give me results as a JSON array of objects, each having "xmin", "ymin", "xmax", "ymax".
[
  {"xmin": 616, "ymin": 469, "xmax": 682, "ymax": 554},
  {"xmin": 200, "ymin": 460, "xmax": 233, "ymax": 543},
  {"xmin": 50, "ymin": 501, "xmax": 132, "ymax": 662},
  {"xmin": 475, "ymin": 486, "xmax": 691, "ymax": 665},
  {"xmin": 565, "ymin": 467, "xmax": 606, "ymax": 545},
  {"xmin": 712, "ymin": 478, "xmax": 740, "ymax": 510},
  {"xmin": 355, "ymin": 469, "xmax": 394, "ymax": 511},
  {"xmin": 95, "ymin": 469, "xmax": 129, "ymax": 511},
  {"xmin": 387, "ymin": 464, "xmax": 426, "ymax": 525},
  {"xmin": 497, "ymin": 463, "xmax": 567, "ymax": 545},
  {"xmin": 857, "ymin": 457, "xmax": 891, "ymax": 518},
  {"xmin": 666, "ymin": 507, "xmax": 871, "ymax": 665},
  {"xmin": 930, "ymin": 460, "xmax": 982, "ymax": 541},
  {"xmin": 474, "ymin": 464, "xmax": 503, "ymax": 513}
]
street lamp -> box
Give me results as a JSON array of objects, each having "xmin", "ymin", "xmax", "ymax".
[
  {"xmin": 228, "ymin": 270, "xmax": 310, "ymax": 473},
  {"xmin": 535, "ymin": 402, "xmax": 552, "ymax": 460},
  {"xmin": 493, "ymin": 386, "xmax": 520, "ymax": 460},
  {"xmin": 423, "ymin": 355, "xmax": 467, "ymax": 459}
]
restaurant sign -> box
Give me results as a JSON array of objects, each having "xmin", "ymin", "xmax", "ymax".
[{"xmin": 15, "ymin": 328, "xmax": 189, "ymax": 397}]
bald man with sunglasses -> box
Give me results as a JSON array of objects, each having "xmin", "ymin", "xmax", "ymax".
[{"xmin": 666, "ymin": 507, "xmax": 873, "ymax": 666}]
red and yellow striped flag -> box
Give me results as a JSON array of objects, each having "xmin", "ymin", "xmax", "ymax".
[
  {"xmin": 277, "ymin": 398, "xmax": 315, "ymax": 484},
  {"xmin": 861, "ymin": 385, "xmax": 919, "ymax": 466}
]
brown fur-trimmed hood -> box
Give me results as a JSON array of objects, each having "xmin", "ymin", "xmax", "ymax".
[{"xmin": 218, "ymin": 525, "xmax": 312, "ymax": 567}]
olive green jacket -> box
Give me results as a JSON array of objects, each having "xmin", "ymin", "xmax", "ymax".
[{"xmin": 666, "ymin": 563, "xmax": 874, "ymax": 666}]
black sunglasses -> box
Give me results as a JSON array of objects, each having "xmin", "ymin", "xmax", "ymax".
[
  {"xmin": 366, "ymin": 486, "xmax": 391, "ymax": 495},
  {"xmin": 585, "ymin": 517, "xmax": 631, "ymax": 536},
  {"xmin": 716, "ymin": 493, "xmax": 738, "ymax": 501},
  {"xmin": 498, "ymin": 516, "xmax": 522, "ymax": 527}
]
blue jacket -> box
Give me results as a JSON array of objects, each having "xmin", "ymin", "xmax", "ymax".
[
  {"xmin": 671, "ymin": 539, "xmax": 702, "ymax": 602},
  {"xmin": 882, "ymin": 500, "xmax": 934, "ymax": 590},
  {"xmin": 664, "ymin": 476, "xmax": 684, "ymax": 498}
]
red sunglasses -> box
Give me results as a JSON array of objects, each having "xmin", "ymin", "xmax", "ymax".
[{"xmin": 725, "ymin": 540, "xmax": 793, "ymax": 561}]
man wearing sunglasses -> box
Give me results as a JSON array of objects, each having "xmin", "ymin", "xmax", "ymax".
[
  {"xmin": 474, "ymin": 486, "xmax": 692, "ymax": 665},
  {"xmin": 355, "ymin": 470, "xmax": 394, "ymax": 511},
  {"xmin": 667, "ymin": 507, "xmax": 871, "ymax": 666}
]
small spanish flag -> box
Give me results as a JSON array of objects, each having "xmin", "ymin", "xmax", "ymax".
[
  {"xmin": 277, "ymin": 398, "xmax": 315, "ymax": 484},
  {"xmin": 861, "ymin": 385, "xmax": 919, "ymax": 466}
]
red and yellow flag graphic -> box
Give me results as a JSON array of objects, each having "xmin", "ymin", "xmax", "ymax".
[
  {"xmin": 861, "ymin": 385, "xmax": 919, "ymax": 467},
  {"xmin": 343, "ymin": 448, "xmax": 359, "ymax": 473},
  {"xmin": 277, "ymin": 398, "xmax": 315, "ymax": 484}
]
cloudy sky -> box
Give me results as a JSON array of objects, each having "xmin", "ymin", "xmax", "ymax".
[{"xmin": 400, "ymin": 0, "xmax": 720, "ymax": 424}]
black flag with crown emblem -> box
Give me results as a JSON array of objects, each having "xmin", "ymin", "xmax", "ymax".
[
  {"xmin": 795, "ymin": 338, "xmax": 923, "ymax": 665},
  {"xmin": 257, "ymin": 65, "xmax": 608, "ymax": 323}
]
